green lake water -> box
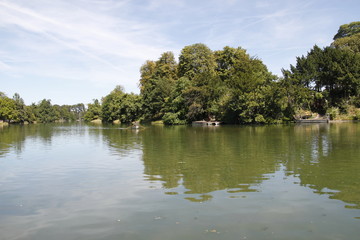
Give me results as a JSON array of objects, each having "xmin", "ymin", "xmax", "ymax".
[{"xmin": 0, "ymin": 123, "xmax": 360, "ymax": 240}]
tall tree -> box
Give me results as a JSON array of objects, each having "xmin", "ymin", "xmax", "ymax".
[
  {"xmin": 12, "ymin": 93, "xmax": 37, "ymax": 123},
  {"xmin": 70, "ymin": 103, "xmax": 86, "ymax": 121},
  {"xmin": 139, "ymin": 52, "xmax": 178, "ymax": 120},
  {"xmin": 286, "ymin": 45, "xmax": 360, "ymax": 112},
  {"xmin": 332, "ymin": 21, "xmax": 360, "ymax": 54},
  {"xmin": 0, "ymin": 93, "xmax": 16, "ymax": 122},
  {"xmin": 101, "ymin": 86, "xmax": 141, "ymax": 123},
  {"xmin": 178, "ymin": 43, "xmax": 217, "ymax": 80},
  {"xmin": 84, "ymin": 99, "xmax": 102, "ymax": 122},
  {"xmin": 214, "ymin": 46, "xmax": 278, "ymax": 123},
  {"xmin": 332, "ymin": 33, "xmax": 360, "ymax": 53},
  {"xmin": 36, "ymin": 99, "xmax": 57, "ymax": 123},
  {"xmin": 333, "ymin": 21, "xmax": 360, "ymax": 40},
  {"xmin": 178, "ymin": 43, "xmax": 221, "ymax": 121}
]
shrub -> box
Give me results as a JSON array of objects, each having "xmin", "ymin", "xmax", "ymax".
[
  {"xmin": 254, "ymin": 114, "xmax": 266, "ymax": 123},
  {"xmin": 354, "ymin": 109, "xmax": 360, "ymax": 120},
  {"xmin": 162, "ymin": 112, "xmax": 186, "ymax": 125},
  {"xmin": 327, "ymin": 107, "xmax": 340, "ymax": 120}
]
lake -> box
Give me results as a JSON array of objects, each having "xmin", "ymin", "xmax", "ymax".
[{"xmin": 1, "ymin": 123, "xmax": 360, "ymax": 240}]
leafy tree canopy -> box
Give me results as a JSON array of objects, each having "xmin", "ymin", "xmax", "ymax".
[
  {"xmin": 101, "ymin": 85, "xmax": 141, "ymax": 123},
  {"xmin": 332, "ymin": 21, "xmax": 360, "ymax": 53},
  {"xmin": 333, "ymin": 21, "xmax": 360, "ymax": 40}
]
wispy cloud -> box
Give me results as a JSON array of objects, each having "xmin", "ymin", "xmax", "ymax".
[
  {"xmin": 0, "ymin": 0, "xmax": 173, "ymax": 98},
  {"xmin": 0, "ymin": 0, "xmax": 172, "ymax": 59},
  {"xmin": 0, "ymin": 59, "xmax": 11, "ymax": 70}
]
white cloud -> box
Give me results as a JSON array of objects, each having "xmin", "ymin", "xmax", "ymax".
[
  {"xmin": 255, "ymin": 1, "xmax": 271, "ymax": 9},
  {"xmin": 0, "ymin": 0, "xmax": 173, "ymax": 95},
  {"xmin": 0, "ymin": 60, "xmax": 11, "ymax": 70},
  {"xmin": 0, "ymin": 0, "xmax": 171, "ymax": 58}
]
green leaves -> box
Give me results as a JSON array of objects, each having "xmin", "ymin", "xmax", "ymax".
[
  {"xmin": 36, "ymin": 99, "xmax": 57, "ymax": 123},
  {"xmin": 288, "ymin": 45, "xmax": 360, "ymax": 110},
  {"xmin": 137, "ymin": 44, "xmax": 283, "ymax": 124},
  {"xmin": 101, "ymin": 86, "xmax": 141, "ymax": 123},
  {"xmin": 139, "ymin": 52, "xmax": 178, "ymax": 121},
  {"xmin": 0, "ymin": 94, "xmax": 17, "ymax": 122},
  {"xmin": 332, "ymin": 21, "xmax": 360, "ymax": 55},
  {"xmin": 332, "ymin": 33, "xmax": 360, "ymax": 53},
  {"xmin": 214, "ymin": 46, "xmax": 279, "ymax": 123},
  {"xmin": 83, "ymin": 99, "xmax": 101, "ymax": 121},
  {"xmin": 333, "ymin": 21, "xmax": 360, "ymax": 40},
  {"xmin": 178, "ymin": 43, "xmax": 217, "ymax": 82},
  {"xmin": 0, "ymin": 93, "xmax": 36, "ymax": 123}
]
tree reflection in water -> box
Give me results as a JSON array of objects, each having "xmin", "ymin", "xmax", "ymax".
[
  {"xmin": 137, "ymin": 124, "xmax": 360, "ymax": 207},
  {"xmin": 2, "ymin": 123, "xmax": 359, "ymax": 208}
]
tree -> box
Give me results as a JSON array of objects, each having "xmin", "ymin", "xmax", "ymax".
[
  {"xmin": 0, "ymin": 93, "xmax": 16, "ymax": 122},
  {"xmin": 11, "ymin": 93, "xmax": 37, "ymax": 123},
  {"xmin": 140, "ymin": 44, "xmax": 283, "ymax": 124},
  {"xmin": 101, "ymin": 86, "xmax": 141, "ymax": 123},
  {"xmin": 117, "ymin": 93, "xmax": 142, "ymax": 123},
  {"xmin": 214, "ymin": 46, "xmax": 278, "ymax": 123},
  {"xmin": 139, "ymin": 60, "xmax": 157, "ymax": 93},
  {"xmin": 139, "ymin": 52, "xmax": 178, "ymax": 120},
  {"xmin": 332, "ymin": 21, "xmax": 360, "ymax": 54},
  {"xmin": 178, "ymin": 43, "xmax": 217, "ymax": 79},
  {"xmin": 332, "ymin": 33, "xmax": 360, "ymax": 53},
  {"xmin": 333, "ymin": 21, "xmax": 360, "ymax": 40},
  {"xmin": 70, "ymin": 103, "xmax": 85, "ymax": 121},
  {"xmin": 178, "ymin": 43, "xmax": 221, "ymax": 121},
  {"xmin": 84, "ymin": 99, "xmax": 102, "ymax": 122},
  {"xmin": 12, "ymin": 93, "xmax": 26, "ymax": 123},
  {"xmin": 162, "ymin": 76, "xmax": 191, "ymax": 124},
  {"xmin": 285, "ymin": 45, "xmax": 360, "ymax": 113},
  {"xmin": 278, "ymin": 69, "xmax": 314, "ymax": 117},
  {"xmin": 154, "ymin": 51, "xmax": 178, "ymax": 80},
  {"xmin": 36, "ymin": 99, "xmax": 57, "ymax": 123}
]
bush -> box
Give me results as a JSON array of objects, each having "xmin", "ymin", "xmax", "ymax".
[
  {"xmin": 343, "ymin": 104, "xmax": 360, "ymax": 120},
  {"xmin": 354, "ymin": 109, "xmax": 360, "ymax": 120},
  {"xmin": 327, "ymin": 107, "xmax": 340, "ymax": 120},
  {"xmin": 162, "ymin": 112, "xmax": 186, "ymax": 125},
  {"xmin": 254, "ymin": 114, "xmax": 266, "ymax": 123},
  {"xmin": 346, "ymin": 105, "xmax": 360, "ymax": 120}
]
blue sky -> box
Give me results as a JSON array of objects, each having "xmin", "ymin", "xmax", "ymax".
[{"xmin": 0, "ymin": 0, "xmax": 359, "ymax": 105}]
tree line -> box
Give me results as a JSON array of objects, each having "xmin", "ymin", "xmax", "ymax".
[
  {"xmin": 0, "ymin": 93, "xmax": 85, "ymax": 124},
  {"xmin": 2, "ymin": 21, "xmax": 360, "ymax": 125}
]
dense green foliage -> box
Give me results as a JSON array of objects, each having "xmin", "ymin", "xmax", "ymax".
[
  {"xmin": 101, "ymin": 85, "xmax": 141, "ymax": 123},
  {"xmin": 281, "ymin": 22, "xmax": 360, "ymax": 118},
  {"xmin": 2, "ymin": 21, "xmax": 359, "ymax": 125},
  {"xmin": 139, "ymin": 52, "xmax": 178, "ymax": 121},
  {"xmin": 83, "ymin": 99, "xmax": 102, "ymax": 122},
  {"xmin": 286, "ymin": 46, "xmax": 360, "ymax": 113},
  {"xmin": 136, "ymin": 21, "xmax": 359, "ymax": 124},
  {"xmin": 138, "ymin": 44, "xmax": 289, "ymax": 124},
  {"xmin": 0, "ymin": 92, "xmax": 85, "ymax": 123},
  {"xmin": 333, "ymin": 21, "xmax": 360, "ymax": 40},
  {"xmin": 332, "ymin": 21, "xmax": 360, "ymax": 54}
]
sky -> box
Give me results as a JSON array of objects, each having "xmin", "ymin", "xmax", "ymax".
[{"xmin": 0, "ymin": 0, "xmax": 359, "ymax": 105}]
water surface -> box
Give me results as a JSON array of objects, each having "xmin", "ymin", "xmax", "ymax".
[{"xmin": 0, "ymin": 123, "xmax": 359, "ymax": 239}]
